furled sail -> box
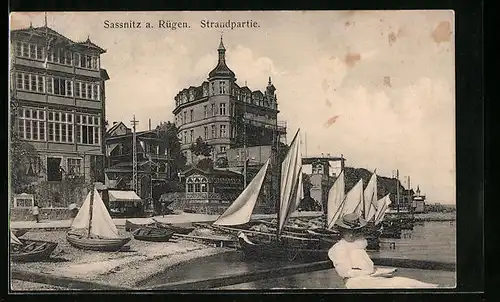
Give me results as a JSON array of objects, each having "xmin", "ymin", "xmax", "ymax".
[
  {"xmin": 374, "ymin": 194, "xmax": 392, "ymax": 225},
  {"xmin": 326, "ymin": 170, "xmax": 345, "ymax": 229},
  {"xmin": 341, "ymin": 178, "xmax": 364, "ymax": 217},
  {"xmin": 363, "ymin": 172, "xmax": 378, "ymax": 221},
  {"xmin": 278, "ymin": 129, "xmax": 302, "ymax": 235},
  {"xmin": 71, "ymin": 188, "xmax": 120, "ymax": 238},
  {"xmin": 214, "ymin": 158, "xmax": 271, "ymax": 226}
]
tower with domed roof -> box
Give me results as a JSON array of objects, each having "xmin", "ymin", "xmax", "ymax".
[{"xmin": 172, "ymin": 37, "xmax": 287, "ymax": 164}]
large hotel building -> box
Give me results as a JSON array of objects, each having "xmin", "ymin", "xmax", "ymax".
[
  {"xmin": 10, "ymin": 24, "xmax": 109, "ymax": 185},
  {"xmin": 172, "ymin": 38, "xmax": 287, "ymax": 164}
]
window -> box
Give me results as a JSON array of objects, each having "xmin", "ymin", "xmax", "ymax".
[
  {"xmin": 183, "ymin": 131, "xmax": 187, "ymax": 144},
  {"xmin": 15, "ymin": 72, "xmax": 45, "ymax": 93},
  {"xmin": 220, "ymin": 146, "xmax": 226, "ymax": 152},
  {"xmin": 183, "ymin": 111, "xmax": 187, "ymax": 124},
  {"xmin": 220, "ymin": 81, "xmax": 226, "ymax": 94},
  {"xmin": 204, "ymin": 106, "xmax": 208, "ymax": 118},
  {"xmin": 48, "ymin": 111, "xmax": 74, "ymax": 143},
  {"xmin": 74, "ymin": 53, "xmax": 80, "ymax": 67},
  {"xmin": 75, "ymin": 113, "xmax": 100, "ymax": 145},
  {"xmin": 219, "ymin": 103, "xmax": 226, "ymax": 115},
  {"xmin": 67, "ymin": 158, "xmax": 82, "ymax": 176},
  {"xmin": 211, "ymin": 104, "xmax": 215, "ymax": 116},
  {"xmin": 204, "ymin": 126, "xmax": 208, "ymax": 140},
  {"xmin": 211, "ymin": 125, "xmax": 216, "ymax": 138},
  {"xmin": 51, "ymin": 77, "xmax": 73, "ymax": 97},
  {"xmin": 18, "ymin": 108, "xmax": 46, "ymax": 141},
  {"xmin": 219, "ymin": 125, "xmax": 227, "ymax": 138},
  {"xmin": 190, "ymin": 109, "xmax": 193, "ymax": 122},
  {"xmin": 14, "ymin": 195, "xmax": 34, "ymax": 208},
  {"xmin": 16, "ymin": 42, "xmax": 45, "ymax": 60},
  {"xmin": 190, "ymin": 130, "xmax": 194, "ymax": 143},
  {"xmin": 211, "ymin": 82, "xmax": 215, "ymax": 95}
]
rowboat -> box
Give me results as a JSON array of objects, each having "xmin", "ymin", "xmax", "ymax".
[
  {"xmin": 66, "ymin": 185, "xmax": 131, "ymax": 252},
  {"xmin": 12, "ymin": 229, "xmax": 28, "ymax": 237},
  {"xmin": 132, "ymin": 227, "xmax": 174, "ymax": 242},
  {"xmin": 125, "ymin": 219, "xmax": 156, "ymax": 232},
  {"xmin": 154, "ymin": 220, "xmax": 195, "ymax": 235},
  {"xmin": 10, "ymin": 232, "xmax": 58, "ymax": 262}
]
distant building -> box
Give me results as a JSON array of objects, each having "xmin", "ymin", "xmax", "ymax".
[
  {"xmin": 302, "ymin": 155, "xmax": 346, "ymax": 212},
  {"xmin": 104, "ymin": 121, "xmax": 173, "ymax": 201},
  {"xmin": 172, "ymin": 37, "xmax": 286, "ymax": 164},
  {"xmin": 10, "ymin": 24, "xmax": 109, "ymax": 185},
  {"xmin": 412, "ymin": 185, "xmax": 426, "ymax": 213},
  {"xmin": 175, "ymin": 166, "xmax": 243, "ymax": 214}
]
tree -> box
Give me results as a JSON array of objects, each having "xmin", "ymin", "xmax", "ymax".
[
  {"xmin": 190, "ymin": 136, "xmax": 213, "ymax": 157},
  {"xmin": 10, "ymin": 136, "xmax": 40, "ymax": 194},
  {"xmin": 215, "ymin": 156, "xmax": 228, "ymax": 168},
  {"xmin": 196, "ymin": 158, "xmax": 214, "ymax": 171},
  {"xmin": 156, "ymin": 121, "xmax": 186, "ymax": 178}
]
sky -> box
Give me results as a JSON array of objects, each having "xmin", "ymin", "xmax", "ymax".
[{"xmin": 10, "ymin": 11, "xmax": 455, "ymax": 204}]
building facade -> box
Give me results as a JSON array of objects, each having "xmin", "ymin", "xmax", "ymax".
[
  {"xmin": 104, "ymin": 122, "xmax": 173, "ymax": 201},
  {"xmin": 10, "ymin": 25, "xmax": 109, "ymax": 186},
  {"xmin": 172, "ymin": 37, "xmax": 286, "ymax": 164}
]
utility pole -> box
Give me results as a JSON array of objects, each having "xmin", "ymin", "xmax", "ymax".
[
  {"xmin": 396, "ymin": 169, "xmax": 400, "ymax": 213},
  {"xmin": 131, "ymin": 115, "xmax": 139, "ymax": 193},
  {"xmin": 243, "ymin": 97, "xmax": 247, "ymax": 187}
]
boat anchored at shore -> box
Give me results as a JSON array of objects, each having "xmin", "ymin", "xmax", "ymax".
[{"xmin": 66, "ymin": 185, "xmax": 131, "ymax": 252}]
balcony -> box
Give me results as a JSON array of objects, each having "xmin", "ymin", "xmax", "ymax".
[{"xmin": 233, "ymin": 118, "xmax": 287, "ymax": 133}]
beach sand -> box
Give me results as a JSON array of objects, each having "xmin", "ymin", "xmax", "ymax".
[{"xmin": 10, "ymin": 229, "xmax": 231, "ymax": 290}]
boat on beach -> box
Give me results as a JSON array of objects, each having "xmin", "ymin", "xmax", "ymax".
[
  {"xmin": 125, "ymin": 219, "xmax": 157, "ymax": 232},
  {"xmin": 154, "ymin": 220, "xmax": 195, "ymax": 235},
  {"xmin": 132, "ymin": 227, "xmax": 174, "ymax": 242},
  {"xmin": 10, "ymin": 230, "xmax": 58, "ymax": 262},
  {"xmin": 66, "ymin": 185, "xmax": 131, "ymax": 252}
]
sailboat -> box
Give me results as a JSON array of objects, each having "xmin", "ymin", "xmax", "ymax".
[
  {"xmin": 232, "ymin": 130, "xmax": 336, "ymax": 261},
  {"xmin": 66, "ymin": 185, "xmax": 131, "ymax": 251}
]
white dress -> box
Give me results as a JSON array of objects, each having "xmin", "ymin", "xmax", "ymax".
[{"xmin": 328, "ymin": 238, "xmax": 439, "ymax": 289}]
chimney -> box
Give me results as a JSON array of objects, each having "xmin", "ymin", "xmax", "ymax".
[
  {"xmin": 149, "ymin": 119, "xmax": 151, "ymax": 131},
  {"xmin": 408, "ymin": 176, "xmax": 411, "ymax": 190}
]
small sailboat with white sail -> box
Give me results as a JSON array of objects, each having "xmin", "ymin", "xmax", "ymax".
[{"xmin": 66, "ymin": 185, "xmax": 131, "ymax": 251}]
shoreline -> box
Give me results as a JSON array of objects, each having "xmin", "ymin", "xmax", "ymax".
[{"xmin": 10, "ymin": 229, "xmax": 231, "ymax": 290}]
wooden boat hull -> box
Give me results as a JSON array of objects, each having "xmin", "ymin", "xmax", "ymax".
[
  {"xmin": 12, "ymin": 229, "xmax": 28, "ymax": 237},
  {"xmin": 133, "ymin": 228, "xmax": 174, "ymax": 242},
  {"xmin": 238, "ymin": 236, "xmax": 328, "ymax": 262},
  {"xmin": 10, "ymin": 239, "xmax": 58, "ymax": 262},
  {"xmin": 66, "ymin": 233, "xmax": 131, "ymax": 252},
  {"xmin": 156, "ymin": 222, "xmax": 195, "ymax": 235},
  {"xmin": 125, "ymin": 220, "xmax": 156, "ymax": 232}
]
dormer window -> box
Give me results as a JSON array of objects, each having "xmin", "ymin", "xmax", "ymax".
[{"xmin": 211, "ymin": 82, "xmax": 215, "ymax": 95}]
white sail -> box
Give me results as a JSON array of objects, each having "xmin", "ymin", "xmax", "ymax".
[
  {"xmin": 284, "ymin": 166, "xmax": 304, "ymax": 223},
  {"xmin": 278, "ymin": 130, "xmax": 302, "ymax": 235},
  {"xmin": 374, "ymin": 194, "xmax": 392, "ymax": 225},
  {"xmin": 363, "ymin": 172, "xmax": 378, "ymax": 221},
  {"xmin": 10, "ymin": 231, "xmax": 22, "ymax": 245},
  {"xmin": 326, "ymin": 170, "xmax": 345, "ymax": 229},
  {"xmin": 214, "ymin": 158, "xmax": 271, "ymax": 226},
  {"xmin": 340, "ymin": 178, "xmax": 364, "ymax": 217},
  {"xmin": 71, "ymin": 190, "xmax": 92, "ymax": 230},
  {"xmin": 71, "ymin": 188, "xmax": 120, "ymax": 238}
]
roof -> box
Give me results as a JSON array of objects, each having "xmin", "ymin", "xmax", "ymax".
[
  {"xmin": 11, "ymin": 26, "xmax": 106, "ymax": 53},
  {"xmin": 208, "ymin": 37, "xmax": 235, "ymax": 79},
  {"xmin": 181, "ymin": 166, "xmax": 242, "ymax": 178},
  {"xmin": 108, "ymin": 190, "xmax": 141, "ymax": 202},
  {"xmin": 106, "ymin": 121, "xmax": 128, "ymax": 136}
]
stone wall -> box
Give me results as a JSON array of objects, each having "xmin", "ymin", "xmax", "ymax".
[{"xmin": 10, "ymin": 207, "xmax": 73, "ymax": 221}]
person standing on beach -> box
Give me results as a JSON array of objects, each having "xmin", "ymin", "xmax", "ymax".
[{"xmin": 32, "ymin": 202, "xmax": 40, "ymax": 223}]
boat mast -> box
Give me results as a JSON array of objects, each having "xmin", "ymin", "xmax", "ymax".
[
  {"xmin": 87, "ymin": 184, "xmax": 95, "ymax": 238},
  {"xmin": 272, "ymin": 106, "xmax": 280, "ymax": 240}
]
